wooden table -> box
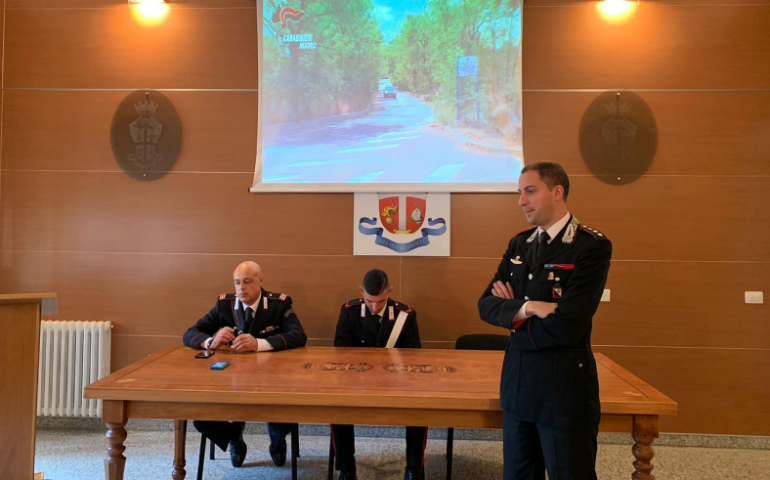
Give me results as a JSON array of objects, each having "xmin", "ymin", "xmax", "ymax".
[{"xmin": 85, "ymin": 346, "xmax": 677, "ymax": 480}]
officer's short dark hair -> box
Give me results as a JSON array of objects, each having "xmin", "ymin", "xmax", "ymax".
[
  {"xmin": 521, "ymin": 162, "xmax": 570, "ymax": 202},
  {"xmin": 362, "ymin": 269, "xmax": 389, "ymax": 295}
]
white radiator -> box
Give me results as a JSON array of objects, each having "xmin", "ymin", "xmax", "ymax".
[{"xmin": 37, "ymin": 320, "xmax": 112, "ymax": 417}]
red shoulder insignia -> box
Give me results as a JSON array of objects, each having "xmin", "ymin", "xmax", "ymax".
[
  {"xmin": 393, "ymin": 301, "xmax": 412, "ymax": 313},
  {"xmin": 344, "ymin": 298, "xmax": 364, "ymax": 308}
]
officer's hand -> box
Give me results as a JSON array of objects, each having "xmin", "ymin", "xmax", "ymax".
[
  {"xmin": 232, "ymin": 333, "xmax": 258, "ymax": 352},
  {"xmin": 210, "ymin": 327, "xmax": 235, "ymax": 350},
  {"xmin": 525, "ymin": 301, "xmax": 557, "ymax": 319},
  {"xmin": 491, "ymin": 281, "xmax": 515, "ymax": 299}
]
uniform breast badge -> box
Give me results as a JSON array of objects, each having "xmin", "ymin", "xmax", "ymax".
[
  {"xmin": 511, "ymin": 256, "xmax": 523, "ymax": 265},
  {"xmin": 552, "ymin": 277, "xmax": 563, "ymax": 299}
]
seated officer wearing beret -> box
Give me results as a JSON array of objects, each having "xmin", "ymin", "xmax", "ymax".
[
  {"xmin": 479, "ymin": 162, "xmax": 612, "ymax": 480},
  {"xmin": 183, "ymin": 261, "xmax": 308, "ymax": 469},
  {"xmin": 331, "ymin": 269, "xmax": 428, "ymax": 480}
]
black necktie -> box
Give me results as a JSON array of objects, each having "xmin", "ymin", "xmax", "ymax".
[
  {"xmin": 372, "ymin": 314, "xmax": 381, "ymax": 330},
  {"xmin": 537, "ymin": 231, "xmax": 550, "ymax": 259},
  {"xmin": 244, "ymin": 307, "xmax": 253, "ymax": 328}
]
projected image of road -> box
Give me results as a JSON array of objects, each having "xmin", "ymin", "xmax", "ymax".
[{"xmin": 259, "ymin": 0, "xmax": 523, "ymax": 186}]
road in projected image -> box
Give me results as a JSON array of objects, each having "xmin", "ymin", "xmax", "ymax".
[
  {"xmin": 262, "ymin": 94, "xmax": 522, "ymax": 184},
  {"xmin": 259, "ymin": 0, "xmax": 523, "ymax": 185}
]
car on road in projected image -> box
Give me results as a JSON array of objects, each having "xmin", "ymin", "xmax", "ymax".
[{"xmin": 383, "ymin": 85, "xmax": 397, "ymax": 99}]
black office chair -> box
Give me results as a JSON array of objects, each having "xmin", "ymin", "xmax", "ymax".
[
  {"xmin": 197, "ymin": 424, "xmax": 301, "ymax": 480},
  {"xmin": 446, "ymin": 334, "xmax": 508, "ymax": 480}
]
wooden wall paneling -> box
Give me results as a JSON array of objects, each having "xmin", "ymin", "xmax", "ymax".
[
  {"xmin": 4, "ymin": 7, "xmax": 258, "ymax": 89},
  {"xmin": 5, "ymin": 90, "xmax": 768, "ymax": 178},
  {"xmin": 524, "ymin": 1, "xmax": 766, "ymax": 6},
  {"xmin": 567, "ymin": 176, "xmax": 770, "ymax": 262},
  {"xmin": 7, "ymin": 3, "xmax": 768, "ymax": 90},
  {"xmin": 594, "ymin": 346, "xmax": 770, "ymax": 435},
  {"xmin": 523, "ymin": 4, "xmax": 770, "ymax": 89},
  {"xmin": 450, "ymin": 193, "xmax": 528, "ymax": 261},
  {"xmin": 8, "ymin": 0, "xmax": 255, "ymax": 8},
  {"xmin": 401, "ymin": 258, "xmax": 770, "ymax": 349},
  {"xmin": 593, "ymin": 262, "xmax": 770, "ymax": 349},
  {"xmin": 111, "ymin": 334, "xmax": 179, "ymax": 371},
  {"xmin": 4, "ymin": 172, "xmax": 770, "ymax": 261},
  {"xmin": 0, "ymin": 250, "xmax": 401, "ymax": 340},
  {"xmin": 2, "ymin": 91, "xmax": 258, "ymax": 173},
  {"xmin": 400, "ymin": 257, "xmax": 505, "ymax": 345},
  {"xmin": 0, "ymin": 4, "xmax": 4, "ymax": 253},
  {"xmin": 450, "ymin": 176, "xmax": 770, "ymax": 261},
  {"xmin": 523, "ymin": 92, "xmax": 770, "ymax": 176},
  {"xmin": 0, "ymin": 171, "xmax": 353, "ymax": 255},
  {"xmin": 3, "ymin": 0, "xmax": 770, "ymax": 438}
]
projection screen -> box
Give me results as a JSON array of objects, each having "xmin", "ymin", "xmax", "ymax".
[{"xmin": 253, "ymin": 0, "xmax": 523, "ymax": 192}]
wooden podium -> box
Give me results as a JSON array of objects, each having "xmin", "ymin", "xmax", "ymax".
[{"xmin": 0, "ymin": 293, "xmax": 57, "ymax": 480}]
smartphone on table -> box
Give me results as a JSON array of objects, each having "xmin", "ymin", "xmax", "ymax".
[
  {"xmin": 195, "ymin": 350, "xmax": 215, "ymax": 359},
  {"xmin": 209, "ymin": 361, "xmax": 230, "ymax": 370}
]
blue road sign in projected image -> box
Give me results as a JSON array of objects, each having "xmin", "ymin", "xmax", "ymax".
[{"xmin": 256, "ymin": 0, "xmax": 523, "ymax": 192}]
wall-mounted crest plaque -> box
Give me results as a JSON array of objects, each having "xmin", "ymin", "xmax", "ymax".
[
  {"xmin": 579, "ymin": 90, "xmax": 658, "ymax": 185},
  {"xmin": 110, "ymin": 89, "xmax": 182, "ymax": 181}
]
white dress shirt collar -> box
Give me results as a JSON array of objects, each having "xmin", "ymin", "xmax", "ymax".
[
  {"xmin": 537, "ymin": 212, "xmax": 571, "ymax": 244},
  {"xmin": 235, "ymin": 294, "xmax": 262, "ymax": 318}
]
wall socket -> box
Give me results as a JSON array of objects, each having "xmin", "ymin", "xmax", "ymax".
[
  {"xmin": 601, "ymin": 289, "xmax": 611, "ymax": 302},
  {"xmin": 745, "ymin": 291, "xmax": 764, "ymax": 304}
]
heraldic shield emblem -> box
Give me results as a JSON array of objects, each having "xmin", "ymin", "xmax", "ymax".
[
  {"xmin": 579, "ymin": 90, "xmax": 658, "ymax": 186},
  {"xmin": 110, "ymin": 89, "xmax": 182, "ymax": 181},
  {"xmin": 378, "ymin": 194, "xmax": 427, "ymax": 234},
  {"xmin": 357, "ymin": 193, "xmax": 448, "ymax": 255}
]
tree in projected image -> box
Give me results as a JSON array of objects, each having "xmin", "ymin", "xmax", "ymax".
[
  {"xmin": 262, "ymin": 0, "xmax": 386, "ymax": 125},
  {"xmin": 386, "ymin": 0, "xmax": 522, "ymax": 139}
]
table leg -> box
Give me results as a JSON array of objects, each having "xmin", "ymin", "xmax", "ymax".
[
  {"xmin": 173, "ymin": 420, "xmax": 187, "ymax": 480},
  {"xmin": 631, "ymin": 415, "xmax": 658, "ymax": 480},
  {"xmin": 103, "ymin": 401, "xmax": 127, "ymax": 480}
]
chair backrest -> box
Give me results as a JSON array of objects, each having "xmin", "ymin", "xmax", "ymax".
[{"xmin": 454, "ymin": 333, "xmax": 508, "ymax": 351}]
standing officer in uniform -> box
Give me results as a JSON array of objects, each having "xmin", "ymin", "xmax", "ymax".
[
  {"xmin": 183, "ymin": 261, "xmax": 308, "ymax": 469},
  {"xmin": 331, "ymin": 269, "xmax": 428, "ymax": 480},
  {"xmin": 478, "ymin": 162, "xmax": 612, "ymax": 480}
]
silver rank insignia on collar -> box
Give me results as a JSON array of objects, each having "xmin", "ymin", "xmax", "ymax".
[{"xmin": 562, "ymin": 216, "xmax": 580, "ymax": 244}]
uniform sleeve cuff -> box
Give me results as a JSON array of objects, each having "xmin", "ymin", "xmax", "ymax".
[
  {"xmin": 256, "ymin": 338, "xmax": 274, "ymax": 352},
  {"xmin": 511, "ymin": 301, "xmax": 530, "ymax": 330}
]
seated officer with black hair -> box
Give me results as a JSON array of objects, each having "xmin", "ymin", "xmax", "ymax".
[
  {"xmin": 183, "ymin": 261, "xmax": 307, "ymax": 469},
  {"xmin": 331, "ymin": 269, "xmax": 428, "ymax": 480}
]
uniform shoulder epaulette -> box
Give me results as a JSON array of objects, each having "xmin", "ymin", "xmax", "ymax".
[
  {"xmin": 579, "ymin": 224, "xmax": 607, "ymax": 240},
  {"xmin": 266, "ymin": 291, "xmax": 288, "ymax": 301},
  {"xmin": 344, "ymin": 298, "xmax": 364, "ymax": 308},
  {"xmin": 218, "ymin": 293, "xmax": 236, "ymax": 301},
  {"xmin": 393, "ymin": 301, "xmax": 412, "ymax": 313}
]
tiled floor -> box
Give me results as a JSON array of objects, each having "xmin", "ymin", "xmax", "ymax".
[{"xmin": 34, "ymin": 429, "xmax": 770, "ymax": 480}]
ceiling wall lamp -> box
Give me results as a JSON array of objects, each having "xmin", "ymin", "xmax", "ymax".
[
  {"xmin": 129, "ymin": 0, "xmax": 169, "ymax": 23},
  {"xmin": 597, "ymin": 0, "xmax": 638, "ymax": 21}
]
